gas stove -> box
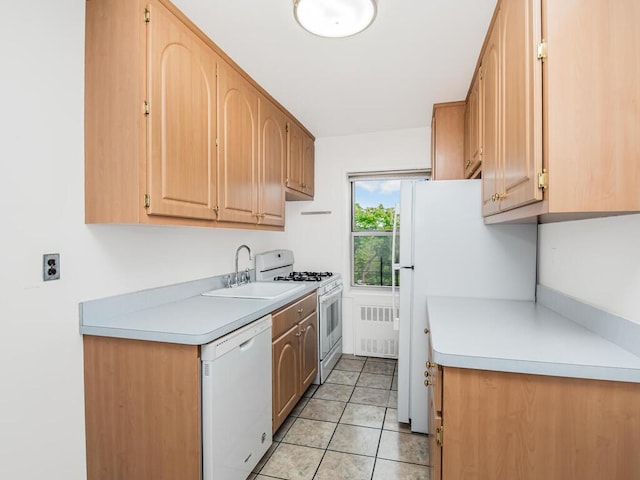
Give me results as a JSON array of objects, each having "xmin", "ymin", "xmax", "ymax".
[{"xmin": 273, "ymin": 271, "xmax": 334, "ymax": 282}]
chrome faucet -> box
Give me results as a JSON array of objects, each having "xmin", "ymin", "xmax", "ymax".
[{"xmin": 234, "ymin": 244, "xmax": 252, "ymax": 287}]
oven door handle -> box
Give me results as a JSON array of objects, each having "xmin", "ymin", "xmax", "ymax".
[{"xmin": 319, "ymin": 285, "xmax": 343, "ymax": 305}]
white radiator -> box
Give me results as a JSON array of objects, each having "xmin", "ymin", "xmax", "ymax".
[{"xmin": 353, "ymin": 295, "xmax": 399, "ymax": 358}]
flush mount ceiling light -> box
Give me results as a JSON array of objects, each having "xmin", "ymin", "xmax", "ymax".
[{"xmin": 294, "ymin": 0, "xmax": 377, "ymax": 38}]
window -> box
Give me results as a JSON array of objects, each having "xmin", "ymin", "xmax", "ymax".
[{"xmin": 350, "ymin": 172, "xmax": 428, "ymax": 287}]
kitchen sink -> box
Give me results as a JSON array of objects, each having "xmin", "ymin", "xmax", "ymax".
[{"xmin": 201, "ymin": 282, "xmax": 305, "ymax": 300}]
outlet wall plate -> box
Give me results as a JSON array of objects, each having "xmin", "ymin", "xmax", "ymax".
[{"xmin": 43, "ymin": 253, "xmax": 60, "ymax": 281}]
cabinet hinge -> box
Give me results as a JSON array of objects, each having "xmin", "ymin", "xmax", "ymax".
[
  {"xmin": 215, "ymin": 138, "xmax": 219, "ymax": 147},
  {"xmin": 213, "ymin": 205, "xmax": 219, "ymax": 217},
  {"xmin": 436, "ymin": 426, "xmax": 444, "ymax": 447},
  {"xmin": 143, "ymin": 194, "xmax": 150, "ymax": 208},
  {"xmin": 143, "ymin": 101, "xmax": 150, "ymax": 116},
  {"xmin": 144, "ymin": 8, "xmax": 150, "ymax": 23},
  {"xmin": 537, "ymin": 169, "xmax": 548, "ymax": 189},
  {"xmin": 537, "ymin": 41, "xmax": 547, "ymax": 61},
  {"xmin": 479, "ymin": 67, "xmax": 483, "ymax": 81},
  {"xmin": 285, "ymin": 124, "xmax": 290, "ymax": 133}
]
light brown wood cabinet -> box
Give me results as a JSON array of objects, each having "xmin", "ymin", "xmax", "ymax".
[
  {"xmin": 463, "ymin": 73, "xmax": 482, "ymax": 179},
  {"xmin": 475, "ymin": 0, "xmax": 640, "ymax": 223},
  {"xmin": 428, "ymin": 364, "xmax": 640, "ymax": 480},
  {"xmin": 83, "ymin": 336, "xmax": 201, "ymax": 480},
  {"xmin": 272, "ymin": 291, "xmax": 318, "ymax": 431},
  {"xmin": 431, "ymin": 102, "xmax": 466, "ymax": 181},
  {"xmin": 85, "ymin": 0, "xmax": 312, "ymax": 229},
  {"xmin": 217, "ymin": 62, "xmax": 260, "ymax": 224},
  {"xmin": 286, "ymin": 121, "xmax": 315, "ymax": 200}
]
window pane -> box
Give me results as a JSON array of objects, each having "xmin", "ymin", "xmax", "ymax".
[
  {"xmin": 353, "ymin": 180, "xmax": 401, "ymax": 232},
  {"xmin": 353, "ymin": 234, "xmax": 399, "ymax": 287}
]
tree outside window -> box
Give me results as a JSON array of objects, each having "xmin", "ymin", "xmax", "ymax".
[{"xmin": 352, "ymin": 180, "xmax": 400, "ymax": 287}]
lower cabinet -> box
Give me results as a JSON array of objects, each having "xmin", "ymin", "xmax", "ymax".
[
  {"xmin": 428, "ymin": 365, "xmax": 640, "ymax": 480},
  {"xmin": 272, "ymin": 292, "xmax": 318, "ymax": 432}
]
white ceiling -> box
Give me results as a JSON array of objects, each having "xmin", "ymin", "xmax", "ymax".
[{"xmin": 172, "ymin": 0, "xmax": 497, "ymax": 138}]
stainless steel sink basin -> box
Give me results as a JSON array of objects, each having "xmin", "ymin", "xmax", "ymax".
[{"xmin": 201, "ymin": 282, "xmax": 305, "ymax": 300}]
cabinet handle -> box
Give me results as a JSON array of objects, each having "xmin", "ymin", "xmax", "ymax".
[
  {"xmin": 424, "ymin": 371, "xmax": 431, "ymax": 378},
  {"xmin": 295, "ymin": 331, "xmax": 302, "ymax": 337},
  {"xmin": 465, "ymin": 159, "xmax": 471, "ymax": 168},
  {"xmin": 424, "ymin": 379, "xmax": 432, "ymax": 387},
  {"xmin": 297, "ymin": 308, "xmax": 304, "ymax": 314},
  {"xmin": 426, "ymin": 361, "xmax": 436, "ymax": 369},
  {"xmin": 424, "ymin": 328, "xmax": 430, "ymax": 334}
]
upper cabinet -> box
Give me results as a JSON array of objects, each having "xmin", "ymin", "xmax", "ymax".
[
  {"xmin": 84, "ymin": 0, "xmax": 313, "ymax": 229},
  {"xmin": 478, "ymin": 0, "xmax": 640, "ymax": 223},
  {"xmin": 258, "ymin": 96, "xmax": 287, "ymax": 227},
  {"xmin": 217, "ymin": 63, "xmax": 259, "ymax": 224},
  {"xmin": 431, "ymin": 102, "xmax": 466, "ymax": 181},
  {"xmin": 146, "ymin": 2, "xmax": 219, "ymax": 221},
  {"xmin": 286, "ymin": 121, "xmax": 315, "ymax": 200},
  {"xmin": 464, "ymin": 72, "xmax": 482, "ymax": 179}
]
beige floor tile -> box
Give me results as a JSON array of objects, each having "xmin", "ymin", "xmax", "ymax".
[
  {"xmin": 362, "ymin": 360, "xmax": 396, "ymax": 375},
  {"xmin": 274, "ymin": 416, "xmax": 295, "ymax": 441},
  {"xmin": 334, "ymin": 358, "xmax": 365, "ymax": 372},
  {"xmin": 372, "ymin": 458, "xmax": 430, "ymax": 480},
  {"xmin": 299, "ymin": 398, "xmax": 346, "ymax": 422},
  {"xmin": 357, "ymin": 372, "xmax": 393, "ymax": 390},
  {"xmin": 382, "ymin": 408, "xmax": 412, "ymax": 433},
  {"xmin": 328, "ymin": 424, "xmax": 381, "ymax": 457},
  {"xmin": 387, "ymin": 390, "xmax": 398, "ymax": 408},
  {"xmin": 325, "ymin": 369, "xmax": 360, "ymax": 386},
  {"xmin": 314, "ymin": 451, "xmax": 375, "ymax": 480},
  {"xmin": 339, "ymin": 403, "xmax": 386, "ymax": 429},
  {"xmin": 377, "ymin": 430, "xmax": 429, "ymax": 465},
  {"xmin": 340, "ymin": 353, "xmax": 364, "ymax": 361},
  {"xmin": 253, "ymin": 441, "xmax": 279, "ymax": 473},
  {"xmin": 290, "ymin": 396, "xmax": 310, "ymax": 417},
  {"xmin": 313, "ymin": 383, "xmax": 354, "ymax": 402},
  {"xmin": 260, "ymin": 443, "xmax": 324, "ymax": 480},
  {"xmin": 283, "ymin": 418, "xmax": 337, "ymax": 449},
  {"xmin": 350, "ymin": 386, "xmax": 390, "ymax": 407}
]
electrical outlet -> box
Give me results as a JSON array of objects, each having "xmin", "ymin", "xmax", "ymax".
[{"xmin": 43, "ymin": 253, "xmax": 60, "ymax": 281}]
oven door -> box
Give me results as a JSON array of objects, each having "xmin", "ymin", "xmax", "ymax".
[{"xmin": 319, "ymin": 285, "xmax": 343, "ymax": 360}]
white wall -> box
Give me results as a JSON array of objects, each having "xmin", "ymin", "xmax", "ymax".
[
  {"xmin": 538, "ymin": 214, "xmax": 640, "ymax": 324},
  {"xmin": 0, "ymin": 3, "xmax": 286, "ymax": 478},
  {"xmin": 285, "ymin": 128, "xmax": 430, "ymax": 354}
]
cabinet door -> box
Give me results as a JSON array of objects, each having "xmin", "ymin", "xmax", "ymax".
[
  {"xmin": 498, "ymin": 0, "xmax": 542, "ymax": 211},
  {"xmin": 299, "ymin": 313, "xmax": 318, "ymax": 392},
  {"xmin": 217, "ymin": 62, "xmax": 259, "ymax": 223},
  {"xmin": 258, "ymin": 98, "xmax": 286, "ymax": 227},
  {"xmin": 431, "ymin": 103, "xmax": 465, "ymax": 180},
  {"xmin": 465, "ymin": 73, "xmax": 482, "ymax": 178},
  {"xmin": 481, "ymin": 17, "xmax": 502, "ymax": 216},
  {"xmin": 302, "ymin": 133, "xmax": 315, "ymax": 197},
  {"xmin": 286, "ymin": 121, "xmax": 304, "ymax": 193},
  {"xmin": 147, "ymin": 2, "xmax": 218, "ymax": 220},
  {"xmin": 429, "ymin": 406, "xmax": 442, "ymax": 480},
  {"xmin": 272, "ymin": 326, "xmax": 301, "ymax": 432}
]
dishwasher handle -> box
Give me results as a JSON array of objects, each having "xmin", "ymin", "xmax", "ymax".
[{"xmin": 239, "ymin": 338, "xmax": 255, "ymax": 351}]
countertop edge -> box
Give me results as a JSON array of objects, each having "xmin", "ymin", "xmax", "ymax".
[{"xmin": 432, "ymin": 349, "xmax": 640, "ymax": 384}]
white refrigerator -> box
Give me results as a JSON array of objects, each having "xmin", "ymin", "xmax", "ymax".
[{"xmin": 393, "ymin": 180, "xmax": 537, "ymax": 433}]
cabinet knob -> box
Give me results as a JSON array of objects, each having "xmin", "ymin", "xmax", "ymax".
[
  {"xmin": 424, "ymin": 379, "xmax": 432, "ymax": 387},
  {"xmin": 424, "ymin": 328, "xmax": 430, "ymax": 335},
  {"xmin": 424, "ymin": 371, "xmax": 431, "ymax": 378},
  {"xmin": 295, "ymin": 331, "xmax": 302, "ymax": 337},
  {"xmin": 297, "ymin": 308, "xmax": 304, "ymax": 314},
  {"xmin": 426, "ymin": 361, "xmax": 436, "ymax": 369}
]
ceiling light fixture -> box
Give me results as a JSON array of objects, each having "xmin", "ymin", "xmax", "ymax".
[{"xmin": 294, "ymin": 0, "xmax": 377, "ymax": 38}]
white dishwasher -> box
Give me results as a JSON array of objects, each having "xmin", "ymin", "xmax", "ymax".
[{"xmin": 201, "ymin": 315, "xmax": 273, "ymax": 480}]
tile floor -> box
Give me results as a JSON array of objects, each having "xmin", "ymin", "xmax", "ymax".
[{"xmin": 248, "ymin": 355, "xmax": 430, "ymax": 480}]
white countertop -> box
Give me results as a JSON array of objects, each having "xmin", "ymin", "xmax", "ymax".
[
  {"xmin": 426, "ymin": 296, "xmax": 640, "ymax": 383},
  {"xmin": 80, "ymin": 282, "xmax": 318, "ymax": 345}
]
